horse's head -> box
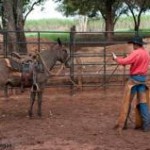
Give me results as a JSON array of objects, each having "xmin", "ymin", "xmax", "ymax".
[{"xmin": 56, "ymin": 38, "xmax": 70, "ymax": 68}]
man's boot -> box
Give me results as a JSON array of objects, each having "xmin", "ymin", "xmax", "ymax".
[{"xmin": 137, "ymin": 103, "xmax": 150, "ymax": 132}]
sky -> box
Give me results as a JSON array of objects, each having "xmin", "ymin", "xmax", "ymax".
[{"xmin": 27, "ymin": 0, "xmax": 66, "ymax": 20}]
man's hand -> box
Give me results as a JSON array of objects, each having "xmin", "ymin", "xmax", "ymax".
[{"xmin": 112, "ymin": 52, "xmax": 117, "ymax": 60}]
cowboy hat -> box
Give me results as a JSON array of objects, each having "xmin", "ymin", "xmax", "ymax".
[{"xmin": 128, "ymin": 36, "xmax": 146, "ymax": 46}]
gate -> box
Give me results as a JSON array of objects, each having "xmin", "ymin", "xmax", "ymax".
[{"xmin": 69, "ymin": 29, "xmax": 140, "ymax": 88}]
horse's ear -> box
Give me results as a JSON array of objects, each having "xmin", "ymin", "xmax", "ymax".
[{"xmin": 57, "ymin": 38, "xmax": 62, "ymax": 46}]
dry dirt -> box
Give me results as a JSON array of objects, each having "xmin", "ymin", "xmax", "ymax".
[
  {"xmin": 0, "ymin": 87, "xmax": 150, "ymax": 150},
  {"xmin": 0, "ymin": 38, "xmax": 150, "ymax": 150}
]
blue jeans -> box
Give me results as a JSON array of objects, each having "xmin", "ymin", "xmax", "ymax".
[{"xmin": 130, "ymin": 75, "xmax": 146, "ymax": 95}]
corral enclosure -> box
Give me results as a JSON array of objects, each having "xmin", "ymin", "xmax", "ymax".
[
  {"xmin": 1, "ymin": 31, "xmax": 150, "ymax": 88},
  {"xmin": 1, "ymin": 31, "xmax": 150, "ymax": 149},
  {"xmin": 47, "ymin": 31, "xmax": 150, "ymax": 88}
]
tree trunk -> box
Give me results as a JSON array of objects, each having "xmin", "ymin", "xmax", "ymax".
[
  {"xmin": 134, "ymin": 24, "xmax": 139, "ymax": 32},
  {"xmin": 82, "ymin": 16, "xmax": 88, "ymax": 32},
  {"xmin": 105, "ymin": 1, "xmax": 114, "ymax": 41},
  {"xmin": 78, "ymin": 15, "xmax": 88, "ymax": 32},
  {"xmin": 14, "ymin": 0, "xmax": 27, "ymax": 53},
  {"xmin": 134, "ymin": 12, "xmax": 142, "ymax": 35},
  {"xmin": 105, "ymin": 18, "xmax": 114, "ymax": 41},
  {"xmin": 3, "ymin": 0, "xmax": 17, "ymax": 53}
]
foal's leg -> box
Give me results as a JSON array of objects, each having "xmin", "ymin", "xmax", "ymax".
[
  {"xmin": 37, "ymin": 91, "xmax": 43, "ymax": 117},
  {"xmin": 78, "ymin": 75, "xmax": 83, "ymax": 91},
  {"xmin": 4, "ymin": 85, "xmax": 9, "ymax": 98},
  {"xmin": 28, "ymin": 91, "xmax": 36, "ymax": 117}
]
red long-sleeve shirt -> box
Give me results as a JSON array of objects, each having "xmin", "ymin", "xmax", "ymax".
[{"xmin": 116, "ymin": 47, "xmax": 150, "ymax": 75}]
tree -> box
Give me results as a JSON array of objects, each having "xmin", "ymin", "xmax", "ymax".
[
  {"xmin": 3, "ymin": 0, "xmax": 17, "ymax": 53},
  {"xmin": 125, "ymin": 0, "xmax": 150, "ymax": 33},
  {"xmin": 54, "ymin": 0, "xmax": 128, "ymax": 40},
  {"xmin": 98, "ymin": 0, "xmax": 128, "ymax": 40},
  {"xmin": 1, "ymin": 0, "xmax": 47, "ymax": 53}
]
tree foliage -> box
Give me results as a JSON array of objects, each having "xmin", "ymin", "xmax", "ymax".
[
  {"xmin": 23, "ymin": 0, "xmax": 47, "ymax": 22},
  {"xmin": 0, "ymin": 0, "xmax": 47, "ymax": 53},
  {"xmin": 54, "ymin": 0, "xmax": 150, "ymax": 35},
  {"xmin": 125, "ymin": 0, "xmax": 150, "ymax": 32},
  {"xmin": 54, "ymin": 0, "xmax": 127, "ymax": 40}
]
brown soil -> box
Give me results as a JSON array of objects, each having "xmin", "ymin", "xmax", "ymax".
[
  {"xmin": 26, "ymin": 38, "xmax": 53, "ymax": 53},
  {"xmin": 0, "ymin": 87, "xmax": 150, "ymax": 150},
  {"xmin": 0, "ymin": 38, "xmax": 150, "ymax": 150}
]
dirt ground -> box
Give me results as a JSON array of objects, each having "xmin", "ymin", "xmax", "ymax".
[
  {"xmin": 0, "ymin": 86, "xmax": 150, "ymax": 150},
  {"xmin": 0, "ymin": 38, "xmax": 150, "ymax": 150}
]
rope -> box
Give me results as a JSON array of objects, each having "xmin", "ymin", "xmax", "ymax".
[
  {"xmin": 35, "ymin": 51, "xmax": 82, "ymax": 88},
  {"xmin": 36, "ymin": 51, "xmax": 69, "ymax": 77},
  {"xmin": 36, "ymin": 52, "xmax": 51, "ymax": 76}
]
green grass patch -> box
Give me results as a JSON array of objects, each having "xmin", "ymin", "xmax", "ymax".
[
  {"xmin": 25, "ymin": 15, "xmax": 150, "ymax": 32},
  {"xmin": 25, "ymin": 16, "xmax": 150, "ymax": 44},
  {"xmin": 25, "ymin": 18, "xmax": 76, "ymax": 31},
  {"xmin": 26, "ymin": 32, "xmax": 70, "ymax": 42}
]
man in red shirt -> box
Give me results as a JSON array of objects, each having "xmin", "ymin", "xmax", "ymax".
[{"xmin": 112, "ymin": 36, "xmax": 150, "ymax": 131}]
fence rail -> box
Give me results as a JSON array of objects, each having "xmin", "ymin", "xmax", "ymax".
[{"xmin": 1, "ymin": 30, "xmax": 150, "ymax": 91}]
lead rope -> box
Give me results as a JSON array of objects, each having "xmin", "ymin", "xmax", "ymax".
[
  {"xmin": 36, "ymin": 52, "xmax": 51, "ymax": 76},
  {"xmin": 36, "ymin": 52, "xmax": 80, "ymax": 87},
  {"xmin": 36, "ymin": 52, "xmax": 66, "ymax": 77}
]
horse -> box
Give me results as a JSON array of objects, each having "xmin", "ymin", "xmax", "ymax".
[{"xmin": 1, "ymin": 39, "xmax": 69, "ymax": 117}]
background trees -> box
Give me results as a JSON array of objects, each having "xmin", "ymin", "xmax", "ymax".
[
  {"xmin": 1, "ymin": 0, "xmax": 47, "ymax": 53},
  {"xmin": 125, "ymin": 0, "xmax": 150, "ymax": 32},
  {"xmin": 54, "ymin": 0, "xmax": 150, "ymax": 39},
  {"xmin": 0, "ymin": 0, "xmax": 150, "ymax": 52},
  {"xmin": 54, "ymin": 0, "xmax": 128, "ymax": 40}
]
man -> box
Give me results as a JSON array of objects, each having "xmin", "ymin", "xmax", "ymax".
[{"xmin": 112, "ymin": 36, "xmax": 150, "ymax": 131}]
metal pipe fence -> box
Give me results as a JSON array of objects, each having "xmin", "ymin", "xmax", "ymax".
[{"xmin": 0, "ymin": 30, "xmax": 150, "ymax": 90}]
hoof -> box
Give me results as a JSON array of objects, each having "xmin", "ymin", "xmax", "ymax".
[
  {"xmin": 123, "ymin": 125, "xmax": 128, "ymax": 130},
  {"xmin": 28, "ymin": 110, "xmax": 32, "ymax": 118},
  {"xmin": 37, "ymin": 112, "xmax": 42, "ymax": 117},
  {"xmin": 143, "ymin": 127, "xmax": 150, "ymax": 132}
]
